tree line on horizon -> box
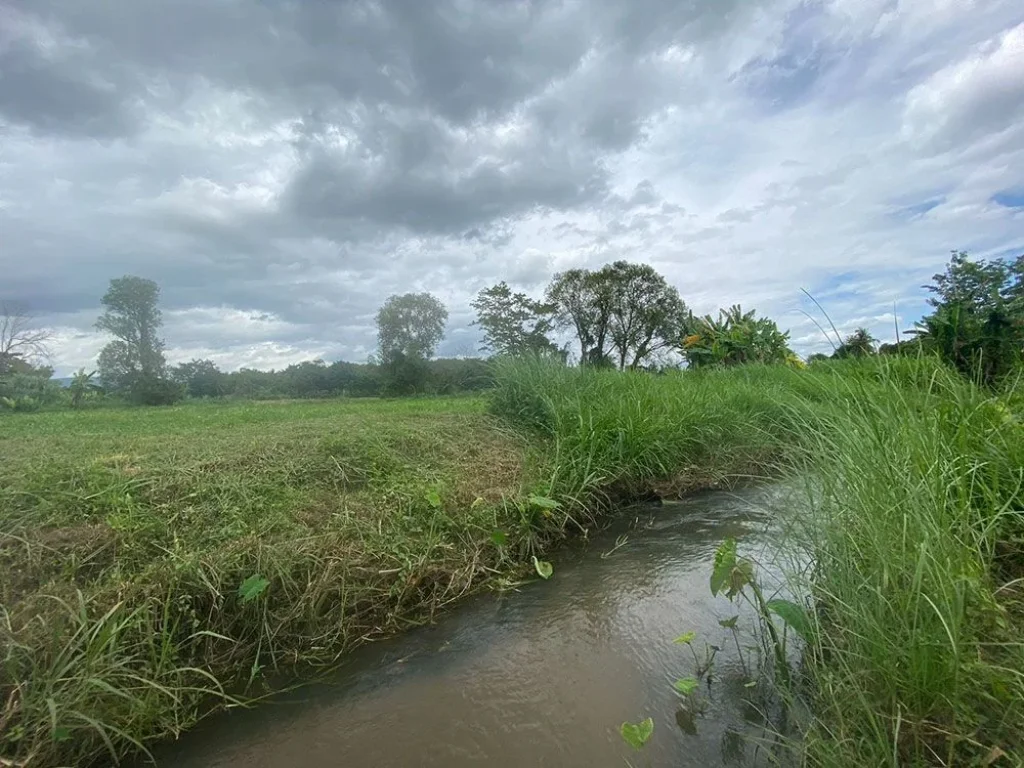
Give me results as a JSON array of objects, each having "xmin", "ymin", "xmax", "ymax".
[{"xmin": 2, "ymin": 250, "xmax": 1022, "ymax": 410}]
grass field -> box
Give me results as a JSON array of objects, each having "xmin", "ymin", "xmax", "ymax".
[
  {"xmin": 3, "ymin": 361, "xmax": 1024, "ymax": 766},
  {"xmin": 1, "ymin": 396, "xmax": 551, "ymax": 766}
]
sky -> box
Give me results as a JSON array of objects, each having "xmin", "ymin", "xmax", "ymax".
[{"xmin": 1, "ymin": 0, "xmax": 1023, "ymax": 376}]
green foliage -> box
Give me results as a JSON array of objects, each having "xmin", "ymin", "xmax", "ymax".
[
  {"xmin": 673, "ymin": 677, "xmax": 699, "ymax": 695},
  {"xmin": 619, "ymin": 717, "xmax": 654, "ymax": 750},
  {"xmin": 68, "ymin": 369, "xmax": 101, "ymax": 408},
  {"xmin": 531, "ymin": 556, "xmax": 553, "ymax": 579},
  {"xmin": 171, "ymin": 359, "xmax": 225, "ymax": 398},
  {"xmin": 682, "ymin": 305, "xmax": 794, "ymax": 368},
  {"xmin": 376, "ymin": 292, "xmax": 448, "ymax": 364},
  {"xmin": 471, "ymin": 282, "xmax": 560, "ymax": 357},
  {"xmin": 546, "ymin": 261, "xmax": 687, "ymax": 369},
  {"xmin": 912, "ymin": 250, "xmax": 1024, "ymax": 386},
  {"xmin": 237, "ymin": 574, "xmax": 270, "ymax": 604},
  {"xmin": 833, "ymin": 327, "xmax": 877, "ymax": 359},
  {"xmin": 96, "ymin": 276, "xmax": 167, "ymax": 396}
]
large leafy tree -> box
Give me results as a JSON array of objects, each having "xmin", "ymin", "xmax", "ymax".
[
  {"xmin": 376, "ymin": 293, "xmax": 448, "ymax": 363},
  {"xmin": 599, "ymin": 261, "xmax": 688, "ymax": 370},
  {"xmin": 546, "ymin": 261, "xmax": 685, "ymax": 369},
  {"xmin": 546, "ymin": 268, "xmax": 613, "ymax": 366},
  {"xmin": 96, "ymin": 276, "xmax": 168, "ymax": 394},
  {"xmin": 376, "ymin": 293, "xmax": 448, "ymax": 394},
  {"xmin": 912, "ymin": 251, "xmax": 1024, "ymax": 385},
  {"xmin": 472, "ymin": 282, "xmax": 559, "ymax": 357},
  {"xmin": 682, "ymin": 305, "xmax": 794, "ymax": 368}
]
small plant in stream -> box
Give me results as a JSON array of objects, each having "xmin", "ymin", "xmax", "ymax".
[{"xmin": 710, "ymin": 539, "xmax": 812, "ymax": 688}]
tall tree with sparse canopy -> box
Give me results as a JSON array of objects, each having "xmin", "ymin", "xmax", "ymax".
[
  {"xmin": 472, "ymin": 282, "xmax": 559, "ymax": 358},
  {"xmin": 96, "ymin": 276, "xmax": 167, "ymax": 394}
]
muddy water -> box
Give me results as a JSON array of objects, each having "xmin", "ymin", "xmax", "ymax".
[{"xmin": 153, "ymin": 485, "xmax": 788, "ymax": 767}]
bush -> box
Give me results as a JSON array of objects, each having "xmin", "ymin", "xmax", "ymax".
[{"xmin": 128, "ymin": 376, "xmax": 185, "ymax": 406}]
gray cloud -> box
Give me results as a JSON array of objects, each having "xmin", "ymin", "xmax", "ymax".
[{"xmin": 0, "ymin": 0, "xmax": 1022, "ymax": 373}]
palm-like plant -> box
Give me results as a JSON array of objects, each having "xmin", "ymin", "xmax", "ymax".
[
  {"xmin": 68, "ymin": 369, "xmax": 100, "ymax": 408},
  {"xmin": 834, "ymin": 328, "xmax": 877, "ymax": 359},
  {"xmin": 682, "ymin": 305, "xmax": 794, "ymax": 368}
]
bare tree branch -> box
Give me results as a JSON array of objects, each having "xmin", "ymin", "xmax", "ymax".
[{"xmin": 0, "ymin": 301, "xmax": 53, "ymax": 373}]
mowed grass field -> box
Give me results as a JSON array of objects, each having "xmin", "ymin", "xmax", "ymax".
[{"xmin": 0, "ymin": 396, "xmax": 547, "ymax": 766}]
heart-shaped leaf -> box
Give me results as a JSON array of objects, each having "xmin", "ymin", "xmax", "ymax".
[
  {"xmin": 620, "ymin": 717, "xmax": 654, "ymax": 750},
  {"xmin": 673, "ymin": 631, "xmax": 696, "ymax": 645},
  {"xmin": 532, "ymin": 556, "xmax": 553, "ymax": 580},
  {"xmin": 528, "ymin": 494, "xmax": 560, "ymax": 510},
  {"xmin": 424, "ymin": 488, "xmax": 442, "ymax": 509},
  {"xmin": 674, "ymin": 677, "xmax": 699, "ymax": 695},
  {"xmin": 238, "ymin": 574, "xmax": 269, "ymax": 604},
  {"xmin": 766, "ymin": 599, "xmax": 814, "ymax": 642}
]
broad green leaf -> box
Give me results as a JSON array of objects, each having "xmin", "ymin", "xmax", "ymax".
[
  {"xmin": 766, "ymin": 599, "xmax": 814, "ymax": 642},
  {"xmin": 532, "ymin": 556, "xmax": 553, "ymax": 580},
  {"xmin": 528, "ymin": 494, "xmax": 560, "ymax": 510},
  {"xmin": 53, "ymin": 726, "xmax": 71, "ymax": 742},
  {"xmin": 490, "ymin": 530, "xmax": 507, "ymax": 547},
  {"xmin": 673, "ymin": 631, "xmax": 696, "ymax": 645},
  {"xmin": 718, "ymin": 616, "xmax": 739, "ymax": 629},
  {"xmin": 673, "ymin": 677, "xmax": 699, "ymax": 695},
  {"xmin": 710, "ymin": 539, "xmax": 737, "ymax": 597},
  {"xmin": 424, "ymin": 488, "xmax": 442, "ymax": 509},
  {"xmin": 238, "ymin": 574, "xmax": 269, "ymax": 604},
  {"xmin": 620, "ymin": 717, "xmax": 654, "ymax": 750},
  {"xmin": 726, "ymin": 559, "xmax": 754, "ymax": 600}
]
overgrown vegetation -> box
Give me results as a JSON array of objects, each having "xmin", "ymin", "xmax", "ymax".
[{"xmin": 491, "ymin": 356, "xmax": 1024, "ymax": 766}]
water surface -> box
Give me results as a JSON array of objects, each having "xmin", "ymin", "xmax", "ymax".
[{"xmin": 152, "ymin": 485, "xmax": 787, "ymax": 767}]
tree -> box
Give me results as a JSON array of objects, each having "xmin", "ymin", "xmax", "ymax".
[
  {"xmin": 68, "ymin": 369, "xmax": 101, "ymax": 408},
  {"xmin": 376, "ymin": 293, "xmax": 448, "ymax": 395},
  {"xmin": 96, "ymin": 276, "xmax": 168, "ymax": 396},
  {"xmin": 170, "ymin": 359, "xmax": 225, "ymax": 398},
  {"xmin": 912, "ymin": 251, "xmax": 1024, "ymax": 385},
  {"xmin": 682, "ymin": 305, "xmax": 794, "ymax": 368},
  {"xmin": 471, "ymin": 282, "xmax": 559, "ymax": 357},
  {"xmin": 376, "ymin": 293, "xmax": 448, "ymax": 363},
  {"xmin": 0, "ymin": 301, "xmax": 52, "ymax": 375},
  {"xmin": 546, "ymin": 262, "xmax": 685, "ymax": 369},
  {"xmin": 833, "ymin": 327, "xmax": 877, "ymax": 359},
  {"xmin": 546, "ymin": 268, "xmax": 613, "ymax": 365},
  {"xmin": 598, "ymin": 261, "xmax": 688, "ymax": 370}
]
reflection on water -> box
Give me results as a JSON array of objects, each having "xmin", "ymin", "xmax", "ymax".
[{"xmin": 150, "ymin": 485, "xmax": 788, "ymax": 767}]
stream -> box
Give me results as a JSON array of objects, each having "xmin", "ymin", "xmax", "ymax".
[{"xmin": 149, "ymin": 485, "xmax": 790, "ymax": 767}]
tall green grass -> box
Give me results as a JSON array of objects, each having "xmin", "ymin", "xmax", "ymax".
[{"xmin": 490, "ymin": 356, "xmax": 1024, "ymax": 765}]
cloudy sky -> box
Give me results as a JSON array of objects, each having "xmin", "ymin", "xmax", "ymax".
[{"xmin": 2, "ymin": 0, "xmax": 1023, "ymax": 374}]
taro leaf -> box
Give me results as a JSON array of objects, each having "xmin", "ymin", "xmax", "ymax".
[
  {"xmin": 726, "ymin": 559, "xmax": 754, "ymax": 600},
  {"xmin": 718, "ymin": 616, "xmax": 739, "ymax": 629},
  {"xmin": 238, "ymin": 574, "xmax": 270, "ymax": 604},
  {"xmin": 528, "ymin": 494, "xmax": 560, "ymax": 510},
  {"xmin": 620, "ymin": 717, "xmax": 654, "ymax": 750},
  {"xmin": 490, "ymin": 530, "xmax": 508, "ymax": 547},
  {"xmin": 424, "ymin": 487, "xmax": 442, "ymax": 509},
  {"xmin": 673, "ymin": 631, "xmax": 697, "ymax": 645},
  {"xmin": 674, "ymin": 677, "xmax": 699, "ymax": 695},
  {"xmin": 710, "ymin": 539, "xmax": 737, "ymax": 597},
  {"xmin": 532, "ymin": 556, "xmax": 553, "ymax": 580},
  {"xmin": 766, "ymin": 599, "xmax": 814, "ymax": 643}
]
